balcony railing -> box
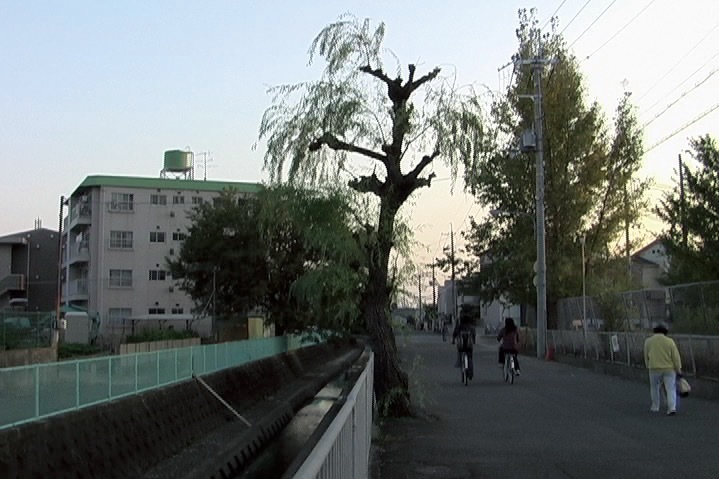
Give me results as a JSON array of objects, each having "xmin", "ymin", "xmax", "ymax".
[
  {"xmin": 0, "ymin": 274, "xmax": 25, "ymax": 297},
  {"xmin": 67, "ymin": 279, "xmax": 88, "ymax": 299},
  {"xmin": 68, "ymin": 241, "xmax": 90, "ymax": 264},
  {"xmin": 69, "ymin": 205, "xmax": 92, "ymax": 230}
]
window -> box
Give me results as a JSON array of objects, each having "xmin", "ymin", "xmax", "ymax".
[
  {"xmin": 109, "ymin": 269, "xmax": 132, "ymax": 288},
  {"xmin": 150, "ymin": 194, "xmax": 167, "ymax": 205},
  {"xmin": 149, "ymin": 270, "xmax": 167, "ymax": 281},
  {"xmin": 172, "ymin": 232, "xmax": 186, "ymax": 241},
  {"xmin": 148, "ymin": 307, "xmax": 166, "ymax": 315},
  {"xmin": 171, "ymin": 307, "xmax": 184, "ymax": 314},
  {"xmin": 150, "ymin": 232, "xmax": 166, "ymax": 243},
  {"xmin": 108, "ymin": 308, "xmax": 132, "ymax": 326},
  {"xmin": 109, "ymin": 193, "xmax": 134, "ymax": 212},
  {"xmin": 192, "ymin": 196, "xmax": 203, "ymax": 205},
  {"xmin": 109, "ymin": 231, "xmax": 133, "ymax": 249},
  {"xmin": 172, "ymin": 195, "xmax": 185, "ymax": 205}
]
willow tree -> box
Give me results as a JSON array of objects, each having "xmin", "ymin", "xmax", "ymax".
[{"xmin": 258, "ymin": 16, "xmax": 488, "ymax": 415}]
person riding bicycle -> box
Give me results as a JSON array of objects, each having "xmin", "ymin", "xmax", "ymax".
[
  {"xmin": 497, "ymin": 317, "xmax": 521, "ymax": 375},
  {"xmin": 452, "ymin": 310, "xmax": 476, "ymax": 379}
]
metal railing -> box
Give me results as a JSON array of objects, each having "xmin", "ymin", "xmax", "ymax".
[
  {"xmin": 291, "ymin": 353, "xmax": 374, "ymax": 479},
  {"xmin": 521, "ymin": 328, "xmax": 719, "ymax": 379},
  {"xmin": 0, "ymin": 334, "xmax": 317, "ymax": 430}
]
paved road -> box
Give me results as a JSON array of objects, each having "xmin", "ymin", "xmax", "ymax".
[{"xmin": 374, "ymin": 331, "xmax": 719, "ymax": 479}]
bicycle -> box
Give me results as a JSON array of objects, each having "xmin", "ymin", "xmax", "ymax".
[
  {"xmin": 461, "ymin": 350, "xmax": 470, "ymax": 386},
  {"xmin": 503, "ymin": 351, "xmax": 517, "ymax": 384}
]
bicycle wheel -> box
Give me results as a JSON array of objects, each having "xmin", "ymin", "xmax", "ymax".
[
  {"xmin": 462, "ymin": 353, "xmax": 469, "ymax": 386},
  {"xmin": 503, "ymin": 356, "xmax": 510, "ymax": 383},
  {"xmin": 509, "ymin": 357, "xmax": 515, "ymax": 385}
]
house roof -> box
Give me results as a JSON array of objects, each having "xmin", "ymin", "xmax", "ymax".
[
  {"xmin": 71, "ymin": 175, "xmax": 263, "ymax": 196},
  {"xmin": 632, "ymin": 238, "xmax": 664, "ymax": 258},
  {"xmin": 0, "ymin": 228, "xmax": 58, "ymax": 244}
]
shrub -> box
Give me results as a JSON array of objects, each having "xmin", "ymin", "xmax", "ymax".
[{"xmin": 125, "ymin": 329, "xmax": 198, "ymax": 344}]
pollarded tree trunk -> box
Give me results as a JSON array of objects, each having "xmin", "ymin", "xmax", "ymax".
[{"xmin": 363, "ymin": 195, "xmax": 411, "ymax": 416}]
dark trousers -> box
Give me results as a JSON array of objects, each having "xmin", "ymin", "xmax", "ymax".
[{"xmin": 498, "ymin": 348, "xmax": 520, "ymax": 370}]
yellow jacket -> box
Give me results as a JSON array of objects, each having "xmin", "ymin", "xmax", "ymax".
[{"xmin": 643, "ymin": 333, "xmax": 682, "ymax": 372}]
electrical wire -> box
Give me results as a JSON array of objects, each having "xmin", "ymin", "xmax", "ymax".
[
  {"xmin": 645, "ymin": 102, "xmax": 719, "ymax": 153},
  {"xmin": 541, "ymin": 0, "xmax": 567, "ymax": 30},
  {"xmin": 559, "ymin": 0, "xmax": 592, "ymax": 36},
  {"xmin": 643, "ymin": 67, "xmax": 719, "ymax": 128},
  {"xmin": 642, "ymin": 50, "xmax": 719, "ymax": 115},
  {"xmin": 568, "ymin": 0, "xmax": 617, "ymax": 48},
  {"xmin": 584, "ymin": 0, "xmax": 657, "ymax": 61},
  {"xmin": 637, "ymin": 21, "xmax": 719, "ymax": 102}
]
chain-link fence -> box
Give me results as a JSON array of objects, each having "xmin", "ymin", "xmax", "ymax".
[
  {"xmin": 519, "ymin": 328, "xmax": 719, "ymax": 380},
  {"xmin": 0, "ymin": 311, "xmax": 53, "ymax": 350},
  {"xmin": 667, "ymin": 281, "xmax": 719, "ymax": 334}
]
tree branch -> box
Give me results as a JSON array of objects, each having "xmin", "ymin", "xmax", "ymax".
[
  {"xmin": 407, "ymin": 149, "xmax": 440, "ymax": 182},
  {"xmin": 408, "ymin": 67, "xmax": 441, "ymax": 95},
  {"xmin": 309, "ymin": 132, "xmax": 387, "ymax": 163},
  {"xmin": 348, "ymin": 173, "xmax": 385, "ymax": 196}
]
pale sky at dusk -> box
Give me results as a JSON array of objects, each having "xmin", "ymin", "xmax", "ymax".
[{"xmin": 2, "ymin": 1, "xmax": 718, "ymax": 283}]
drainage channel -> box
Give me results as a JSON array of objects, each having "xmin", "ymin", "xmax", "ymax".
[{"xmin": 238, "ymin": 376, "xmax": 347, "ymax": 478}]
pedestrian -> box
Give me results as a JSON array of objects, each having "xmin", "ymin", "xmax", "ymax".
[{"xmin": 643, "ymin": 322, "xmax": 682, "ymax": 416}]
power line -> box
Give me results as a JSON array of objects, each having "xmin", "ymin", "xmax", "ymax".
[
  {"xmin": 637, "ymin": 21, "xmax": 719, "ymax": 102},
  {"xmin": 568, "ymin": 0, "xmax": 617, "ymax": 48},
  {"xmin": 584, "ymin": 0, "xmax": 657, "ymax": 62},
  {"xmin": 559, "ymin": 0, "xmax": 592, "ymax": 36},
  {"xmin": 541, "ymin": 0, "xmax": 568, "ymax": 30},
  {"xmin": 642, "ymin": 66, "xmax": 719, "ymax": 128},
  {"xmin": 642, "ymin": 50, "xmax": 719, "ymax": 115},
  {"xmin": 645, "ymin": 102, "xmax": 719, "ymax": 153}
]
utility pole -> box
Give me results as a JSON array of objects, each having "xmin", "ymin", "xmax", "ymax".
[
  {"xmin": 432, "ymin": 262, "xmax": 437, "ymax": 311},
  {"xmin": 679, "ymin": 153, "xmax": 687, "ymax": 246},
  {"xmin": 450, "ymin": 224, "xmax": 457, "ymax": 326},
  {"xmin": 516, "ymin": 43, "xmax": 553, "ymax": 360},
  {"xmin": 53, "ymin": 196, "xmax": 67, "ymax": 348},
  {"xmin": 624, "ymin": 184, "xmax": 631, "ymax": 282},
  {"xmin": 417, "ymin": 271, "xmax": 422, "ymax": 329}
]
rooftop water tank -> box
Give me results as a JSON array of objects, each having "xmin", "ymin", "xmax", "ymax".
[{"xmin": 163, "ymin": 150, "xmax": 193, "ymax": 172}]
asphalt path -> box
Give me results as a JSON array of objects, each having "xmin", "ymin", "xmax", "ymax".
[{"xmin": 374, "ymin": 331, "xmax": 719, "ymax": 479}]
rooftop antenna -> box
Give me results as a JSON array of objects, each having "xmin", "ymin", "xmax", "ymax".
[{"xmin": 195, "ymin": 151, "xmax": 216, "ymax": 181}]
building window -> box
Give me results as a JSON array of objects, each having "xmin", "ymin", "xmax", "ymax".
[
  {"xmin": 150, "ymin": 232, "xmax": 166, "ymax": 243},
  {"xmin": 192, "ymin": 196, "xmax": 203, "ymax": 205},
  {"xmin": 109, "ymin": 269, "xmax": 132, "ymax": 288},
  {"xmin": 171, "ymin": 307, "xmax": 184, "ymax": 314},
  {"xmin": 172, "ymin": 232, "xmax": 186, "ymax": 241},
  {"xmin": 109, "ymin": 231, "xmax": 133, "ymax": 249},
  {"xmin": 150, "ymin": 194, "xmax": 167, "ymax": 206},
  {"xmin": 172, "ymin": 195, "xmax": 185, "ymax": 205},
  {"xmin": 148, "ymin": 307, "xmax": 166, "ymax": 315},
  {"xmin": 109, "ymin": 193, "xmax": 134, "ymax": 212},
  {"xmin": 149, "ymin": 270, "xmax": 167, "ymax": 281},
  {"xmin": 108, "ymin": 308, "xmax": 132, "ymax": 326}
]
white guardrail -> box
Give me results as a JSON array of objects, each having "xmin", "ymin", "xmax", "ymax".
[{"xmin": 292, "ymin": 352, "xmax": 375, "ymax": 479}]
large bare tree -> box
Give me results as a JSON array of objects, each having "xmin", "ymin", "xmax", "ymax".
[{"xmin": 258, "ymin": 16, "xmax": 488, "ymax": 415}]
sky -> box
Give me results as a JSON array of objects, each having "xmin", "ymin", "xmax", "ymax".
[{"xmin": 2, "ymin": 0, "xmax": 719, "ymax": 287}]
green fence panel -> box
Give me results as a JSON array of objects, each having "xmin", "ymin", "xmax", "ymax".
[
  {"xmin": 177, "ymin": 348, "xmax": 193, "ymax": 380},
  {"xmin": 0, "ymin": 367, "xmax": 36, "ymax": 426},
  {"xmin": 136, "ymin": 352, "xmax": 158, "ymax": 392},
  {"xmin": 158, "ymin": 350, "xmax": 177, "ymax": 386},
  {"xmin": 191, "ymin": 345, "xmax": 205, "ymax": 375},
  {"xmin": 78, "ymin": 357, "xmax": 110, "ymax": 406},
  {"xmin": 38, "ymin": 362, "xmax": 77, "ymax": 416},
  {"xmin": 110, "ymin": 355, "xmax": 136, "ymax": 397}
]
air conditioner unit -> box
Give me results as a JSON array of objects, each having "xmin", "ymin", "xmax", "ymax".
[{"xmin": 170, "ymin": 211, "xmax": 175, "ymax": 218}]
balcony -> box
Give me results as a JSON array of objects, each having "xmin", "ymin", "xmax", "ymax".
[
  {"xmin": 67, "ymin": 241, "xmax": 90, "ymax": 265},
  {"xmin": 69, "ymin": 204, "xmax": 92, "ymax": 230},
  {"xmin": 0, "ymin": 274, "xmax": 25, "ymax": 298},
  {"xmin": 67, "ymin": 279, "xmax": 88, "ymax": 301}
]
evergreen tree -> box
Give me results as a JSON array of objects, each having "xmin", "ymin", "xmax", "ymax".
[{"xmin": 657, "ymin": 135, "xmax": 719, "ymax": 283}]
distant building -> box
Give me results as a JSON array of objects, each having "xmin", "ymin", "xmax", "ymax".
[
  {"xmin": 0, "ymin": 227, "xmax": 59, "ymax": 311},
  {"xmin": 61, "ymin": 151, "xmax": 261, "ymax": 341},
  {"xmin": 630, "ymin": 239, "xmax": 669, "ymax": 289}
]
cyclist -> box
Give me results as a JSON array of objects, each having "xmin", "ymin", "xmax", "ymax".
[
  {"xmin": 497, "ymin": 317, "xmax": 521, "ymax": 375},
  {"xmin": 452, "ymin": 309, "xmax": 476, "ymax": 379}
]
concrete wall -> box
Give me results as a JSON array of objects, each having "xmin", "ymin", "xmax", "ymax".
[
  {"xmin": 0, "ymin": 341, "xmax": 360, "ymax": 479},
  {"xmin": 119, "ymin": 337, "xmax": 201, "ymax": 354},
  {"xmin": 0, "ymin": 346, "xmax": 56, "ymax": 368}
]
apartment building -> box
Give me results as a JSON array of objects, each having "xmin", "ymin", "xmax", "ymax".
[
  {"xmin": 0, "ymin": 226, "xmax": 59, "ymax": 311},
  {"xmin": 62, "ymin": 163, "xmax": 261, "ymax": 339}
]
